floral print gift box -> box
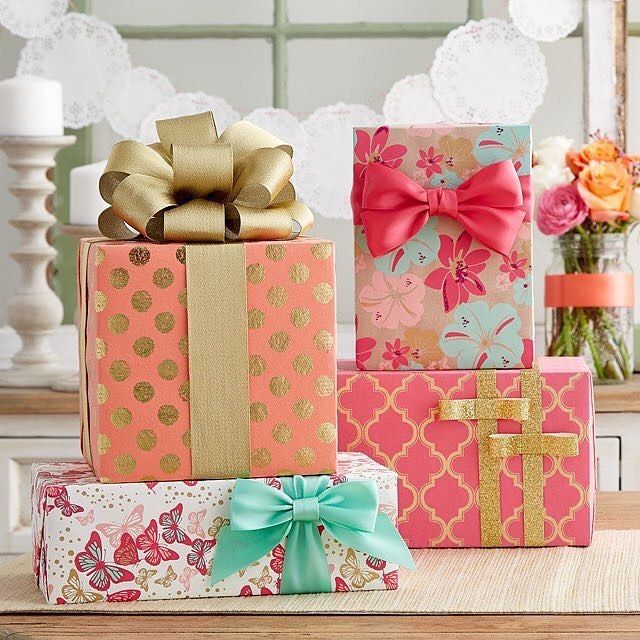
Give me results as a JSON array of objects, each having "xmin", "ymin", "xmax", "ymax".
[{"xmin": 351, "ymin": 124, "xmax": 534, "ymax": 371}]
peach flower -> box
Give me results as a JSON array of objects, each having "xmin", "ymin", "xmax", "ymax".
[
  {"xmin": 567, "ymin": 138, "xmax": 619, "ymax": 176},
  {"xmin": 577, "ymin": 161, "xmax": 632, "ymax": 222},
  {"xmin": 403, "ymin": 328, "xmax": 444, "ymax": 367}
]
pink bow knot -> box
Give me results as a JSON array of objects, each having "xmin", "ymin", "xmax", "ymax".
[{"xmin": 426, "ymin": 186, "xmax": 458, "ymax": 221}]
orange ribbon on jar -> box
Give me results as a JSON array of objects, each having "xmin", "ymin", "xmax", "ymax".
[{"xmin": 544, "ymin": 273, "xmax": 635, "ymax": 308}]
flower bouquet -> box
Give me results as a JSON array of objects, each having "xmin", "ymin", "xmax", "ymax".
[{"xmin": 534, "ymin": 135, "xmax": 638, "ymax": 382}]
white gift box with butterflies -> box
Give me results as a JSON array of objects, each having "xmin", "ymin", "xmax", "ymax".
[{"xmin": 31, "ymin": 453, "xmax": 400, "ymax": 604}]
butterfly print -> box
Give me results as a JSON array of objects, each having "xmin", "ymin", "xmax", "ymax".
[
  {"xmin": 75, "ymin": 509, "xmax": 95, "ymax": 526},
  {"xmin": 269, "ymin": 544, "xmax": 285, "ymax": 574},
  {"xmin": 159, "ymin": 504, "xmax": 191, "ymax": 546},
  {"xmin": 248, "ymin": 566, "xmax": 272, "ymax": 589},
  {"xmin": 144, "ymin": 481, "xmax": 158, "ymax": 491},
  {"xmin": 96, "ymin": 504, "xmax": 145, "ymax": 548},
  {"xmin": 136, "ymin": 519, "xmax": 179, "ymax": 566},
  {"xmin": 106, "ymin": 589, "xmax": 141, "ymax": 602},
  {"xmin": 339, "ymin": 548, "xmax": 379, "ymax": 589},
  {"xmin": 334, "ymin": 577, "xmax": 351, "ymax": 592},
  {"xmin": 53, "ymin": 487, "xmax": 84, "ymax": 517},
  {"xmin": 238, "ymin": 560, "xmax": 260, "ymax": 578},
  {"xmin": 331, "ymin": 475, "xmax": 347, "ymax": 486},
  {"xmin": 61, "ymin": 568, "xmax": 104, "ymax": 604},
  {"xmin": 240, "ymin": 585, "xmax": 253, "ymax": 596},
  {"xmin": 265, "ymin": 477, "xmax": 282, "ymax": 490},
  {"xmin": 154, "ymin": 564, "xmax": 177, "ymax": 587},
  {"xmin": 74, "ymin": 532, "xmax": 134, "ymax": 591},
  {"xmin": 187, "ymin": 538, "xmax": 216, "ymax": 576},
  {"xmin": 178, "ymin": 566, "xmax": 198, "ymax": 591},
  {"xmin": 183, "ymin": 480, "xmax": 198, "ymax": 487},
  {"xmin": 207, "ymin": 516, "xmax": 229, "ymax": 540},
  {"xmin": 365, "ymin": 555, "xmax": 386, "ymax": 571},
  {"xmin": 187, "ymin": 509, "xmax": 206, "ymax": 538},
  {"xmin": 113, "ymin": 533, "xmax": 140, "ymax": 566},
  {"xmin": 382, "ymin": 569, "xmax": 398, "ymax": 590},
  {"xmin": 135, "ymin": 568, "xmax": 157, "ymax": 592}
]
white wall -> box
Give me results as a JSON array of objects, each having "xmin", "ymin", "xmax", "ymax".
[{"xmin": 0, "ymin": 0, "xmax": 638, "ymax": 327}]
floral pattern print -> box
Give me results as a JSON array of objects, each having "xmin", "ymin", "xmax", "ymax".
[
  {"xmin": 382, "ymin": 338, "xmax": 411, "ymax": 369},
  {"xmin": 500, "ymin": 250, "xmax": 528, "ymax": 282},
  {"xmin": 354, "ymin": 126, "xmax": 407, "ymax": 177},
  {"xmin": 403, "ymin": 328, "xmax": 445, "ymax": 368},
  {"xmin": 473, "ymin": 125, "xmax": 531, "ymax": 175},
  {"xmin": 355, "ymin": 335, "xmax": 376, "ymax": 369},
  {"xmin": 513, "ymin": 273, "xmax": 533, "ymax": 305},
  {"xmin": 438, "ymin": 135, "xmax": 478, "ymax": 176},
  {"xmin": 416, "ymin": 145, "xmax": 444, "ymax": 178},
  {"xmin": 429, "ymin": 170, "xmax": 463, "ymax": 189}
]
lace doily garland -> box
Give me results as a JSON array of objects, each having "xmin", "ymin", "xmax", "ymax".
[
  {"xmin": 383, "ymin": 74, "xmax": 445, "ymax": 125},
  {"xmin": 431, "ymin": 18, "xmax": 548, "ymax": 123},
  {"xmin": 16, "ymin": 13, "xmax": 131, "ymax": 128},
  {"xmin": 509, "ymin": 0, "xmax": 582, "ymax": 42},
  {"xmin": 0, "ymin": 0, "xmax": 68, "ymax": 38},
  {"xmin": 105, "ymin": 67, "xmax": 175, "ymax": 139}
]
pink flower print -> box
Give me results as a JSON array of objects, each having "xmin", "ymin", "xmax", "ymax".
[
  {"xmin": 500, "ymin": 250, "xmax": 528, "ymax": 282},
  {"xmin": 424, "ymin": 231, "xmax": 490, "ymax": 312},
  {"xmin": 416, "ymin": 146, "xmax": 444, "ymax": 178},
  {"xmin": 382, "ymin": 339, "xmax": 410, "ymax": 369},
  {"xmin": 354, "ymin": 126, "xmax": 407, "ymax": 177},
  {"xmin": 359, "ymin": 271, "xmax": 426, "ymax": 329},
  {"xmin": 356, "ymin": 336, "xmax": 376, "ymax": 369},
  {"xmin": 496, "ymin": 273, "xmax": 512, "ymax": 291}
]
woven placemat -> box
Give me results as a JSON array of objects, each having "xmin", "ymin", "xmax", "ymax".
[{"xmin": 1, "ymin": 530, "xmax": 638, "ymax": 614}]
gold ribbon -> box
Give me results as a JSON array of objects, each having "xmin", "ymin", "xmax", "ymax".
[
  {"xmin": 438, "ymin": 368, "xmax": 579, "ymax": 547},
  {"xmin": 97, "ymin": 111, "xmax": 314, "ymax": 243}
]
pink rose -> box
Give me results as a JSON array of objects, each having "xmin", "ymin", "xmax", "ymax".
[{"xmin": 536, "ymin": 183, "xmax": 588, "ymax": 235}]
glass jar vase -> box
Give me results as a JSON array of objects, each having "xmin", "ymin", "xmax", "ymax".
[{"xmin": 545, "ymin": 233, "xmax": 634, "ymax": 384}]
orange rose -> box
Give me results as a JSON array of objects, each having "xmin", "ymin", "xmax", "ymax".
[
  {"xmin": 566, "ymin": 138, "xmax": 619, "ymax": 176},
  {"xmin": 577, "ymin": 160, "xmax": 632, "ymax": 222}
]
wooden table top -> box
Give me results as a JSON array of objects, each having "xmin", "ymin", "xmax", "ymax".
[{"xmin": 0, "ymin": 491, "xmax": 638, "ymax": 639}]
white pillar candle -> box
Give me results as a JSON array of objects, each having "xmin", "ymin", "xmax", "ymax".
[
  {"xmin": 69, "ymin": 160, "xmax": 108, "ymax": 226},
  {"xmin": 0, "ymin": 76, "xmax": 64, "ymax": 137}
]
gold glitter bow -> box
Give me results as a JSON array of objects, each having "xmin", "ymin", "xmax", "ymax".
[
  {"xmin": 438, "ymin": 368, "xmax": 579, "ymax": 547},
  {"xmin": 98, "ymin": 111, "xmax": 313, "ymax": 243}
]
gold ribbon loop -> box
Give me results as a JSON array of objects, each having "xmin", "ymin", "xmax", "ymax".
[
  {"xmin": 489, "ymin": 433, "xmax": 579, "ymax": 458},
  {"xmin": 172, "ymin": 143, "xmax": 233, "ymax": 198},
  {"xmin": 226, "ymin": 203, "xmax": 293, "ymax": 241},
  {"xmin": 164, "ymin": 200, "xmax": 226, "ymax": 243},
  {"xmin": 439, "ymin": 397, "xmax": 529, "ymax": 421}
]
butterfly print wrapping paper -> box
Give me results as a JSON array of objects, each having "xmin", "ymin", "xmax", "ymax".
[
  {"xmin": 352, "ymin": 124, "xmax": 534, "ymax": 371},
  {"xmin": 32, "ymin": 453, "xmax": 400, "ymax": 604}
]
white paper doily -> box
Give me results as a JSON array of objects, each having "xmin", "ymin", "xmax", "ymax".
[
  {"xmin": 105, "ymin": 67, "xmax": 175, "ymax": 139},
  {"xmin": 0, "ymin": 0, "xmax": 67, "ymax": 38},
  {"xmin": 297, "ymin": 103, "xmax": 381, "ymax": 220},
  {"xmin": 509, "ymin": 0, "xmax": 581, "ymax": 42},
  {"xmin": 138, "ymin": 92, "xmax": 240, "ymax": 143},
  {"xmin": 431, "ymin": 18, "xmax": 547, "ymax": 123},
  {"xmin": 383, "ymin": 74, "xmax": 444, "ymax": 125},
  {"xmin": 17, "ymin": 13, "xmax": 131, "ymax": 128}
]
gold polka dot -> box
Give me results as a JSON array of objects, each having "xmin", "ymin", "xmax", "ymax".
[
  {"xmin": 293, "ymin": 398, "xmax": 314, "ymax": 420},
  {"xmin": 94, "ymin": 247, "xmax": 105, "ymax": 266},
  {"xmin": 96, "ymin": 384, "xmax": 109, "ymax": 405},
  {"xmin": 248, "ymin": 355, "xmax": 266, "ymax": 376},
  {"xmin": 158, "ymin": 359, "xmax": 178, "ymax": 381},
  {"xmin": 182, "ymin": 429, "xmax": 191, "ymax": 449},
  {"xmin": 267, "ymin": 285, "xmax": 287, "ymax": 308},
  {"xmin": 133, "ymin": 337, "xmax": 154, "ymax": 357},
  {"xmin": 246, "ymin": 263, "xmax": 265, "ymax": 284},
  {"xmin": 289, "ymin": 263, "xmax": 309, "ymax": 284},
  {"xmin": 109, "ymin": 268, "xmax": 129, "ymax": 289},
  {"xmin": 129, "ymin": 246, "xmax": 151, "ymax": 266},
  {"xmin": 272, "ymin": 422, "xmax": 293, "ymax": 444},
  {"xmin": 109, "ymin": 360, "xmax": 130, "ymax": 382},
  {"xmin": 313, "ymin": 282, "xmax": 334, "ymax": 304},
  {"xmin": 109, "ymin": 313, "xmax": 129, "ymax": 335},
  {"xmin": 251, "ymin": 448, "xmax": 272, "ymax": 468},
  {"xmin": 269, "ymin": 376, "xmax": 290, "ymax": 397},
  {"xmin": 311, "ymin": 242, "xmax": 333, "ymax": 260},
  {"xmin": 314, "ymin": 329, "xmax": 334, "ymax": 352},
  {"xmin": 179, "ymin": 381, "xmax": 190, "ymax": 402},
  {"xmin": 110, "ymin": 407, "xmax": 131, "ymax": 429},
  {"xmin": 247, "ymin": 308, "xmax": 265, "ymax": 329},
  {"xmin": 178, "ymin": 288, "xmax": 187, "ymax": 308},
  {"xmin": 317, "ymin": 422, "xmax": 337, "ymax": 443},
  {"xmin": 290, "ymin": 306, "xmax": 311, "ymax": 327},
  {"xmin": 178, "ymin": 336, "xmax": 189, "ymax": 356},
  {"xmin": 176, "ymin": 245, "xmax": 186, "ymax": 264},
  {"xmin": 154, "ymin": 312, "xmax": 175, "ymax": 333},
  {"xmin": 160, "ymin": 453, "xmax": 181, "ymax": 474},
  {"xmin": 153, "ymin": 268, "xmax": 174, "ymax": 289},
  {"xmin": 94, "ymin": 290, "xmax": 107, "ymax": 312},
  {"xmin": 136, "ymin": 429, "xmax": 157, "ymax": 451},
  {"xmin": 269, "ymin": 331, "xmax": 290, "ymax": 352},
  {"xmin": 250, "ymin": 402, "xmax": 268, "ymax": 422},
  {"xmin": 97, "ymin": 434, "xmax": 111, "ymax": 455},
  {"xmin": 96, "ymin": 338, "xmax": 108, "ymax": 360},
  {"xmin": 114, "ymin": 453, "xmax": 136, "ymax": 475},
  {"xmin": 314, "ymin": 375, "xmax": 334, "ymax": 397},
  {"xmin": 265, "ymin": 244, "xmax": 286, "ymax": 261},
  {"xmin": 158, "ymin": 404, "xmax": 179, "ymax": 426},
  {"xmin": 133, "ymin": 381, "xmax": 154, "ymax": 403},
  {"xmin": 131, "ymin": 290, "xmax": 152, "ymax": 312},
  {"xmin": 294, "ymin": 447, "xmax": 316, "ymax": 467},
  {"xmin": 293, "ymin": 354, "xmax": 313, "ymax": 375}
]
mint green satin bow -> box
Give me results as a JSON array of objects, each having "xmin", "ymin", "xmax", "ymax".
[{"xmin": 211, "ymin": 475, "xmax": 415, "ymax": 594}]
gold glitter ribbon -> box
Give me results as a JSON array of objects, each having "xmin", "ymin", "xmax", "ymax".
[
  {"xmin": 438, "ymin": 367, "xmax": 578, "ymax": 547},
  {"xmin": 97, "ymin": 111, "xmax": 313, "ymax": 243}
]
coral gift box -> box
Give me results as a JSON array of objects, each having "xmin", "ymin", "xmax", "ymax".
[
  {"xmin": 351, "ymin": 123, "xmax": 534, "ymax": 370},
  {"xmin": 32, "ymin": 453, "xmax": 401, "ymax": 603},
  {"xmin": 78, "ymin": 237, "xmax": 337, "ymax": 483},
  {"xmin": 337, "ymin": 357, "xmax": 595, "ymax": 548}
]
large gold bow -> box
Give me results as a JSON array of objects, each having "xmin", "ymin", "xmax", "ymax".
[{"xmin": 98, "ymin": 111, "xmax": 314, "ymax": 243}]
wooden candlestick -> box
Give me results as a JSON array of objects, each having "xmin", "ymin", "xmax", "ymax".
[{"xmin": 0, "ymin": 135, "xmax": 76, "ymax": 388}]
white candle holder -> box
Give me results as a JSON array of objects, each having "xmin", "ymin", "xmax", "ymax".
[{"xmin": 0, "ymin": 135, "xmax": 76, "ymax": 388}]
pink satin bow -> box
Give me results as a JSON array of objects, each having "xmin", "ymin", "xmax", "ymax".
[{"xmin": 353, "ymin": 160, "xmax": 527, "ymax": 258}]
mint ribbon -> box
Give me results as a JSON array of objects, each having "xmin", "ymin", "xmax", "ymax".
[{"xmin": 211, "ymin": 475, "xmax": 415, "ymax": 594}]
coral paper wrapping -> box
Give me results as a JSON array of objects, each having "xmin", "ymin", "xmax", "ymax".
[
  {"xmin": 337, "ymin": 357, "xmax": 595, "ymax": 548},
  {"xmin": 32, "ymin": 453, "xmax": 400, "ymax": 604},
  {"xmin": 352, "ymin": 123, "xmax": 534, "ymax": 370},
  {"xmin": 78, "ymin": 237, "xmax": 337, "ymax": 483}
]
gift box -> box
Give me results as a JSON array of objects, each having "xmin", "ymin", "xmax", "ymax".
[
  {"xmin": 79, "ymin": 236, "xmax": 337, "ymax": 482},
  {"xmin": 337, "ymin": 357, "xmax": 595, "ymax": 548},
  {"xmin": 351, "ymin": 123, "xmax": 534, "ymax": 370},
  {"xmin": 32, "ymin": 452, "xmax": 413, "ymax": 604}
]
